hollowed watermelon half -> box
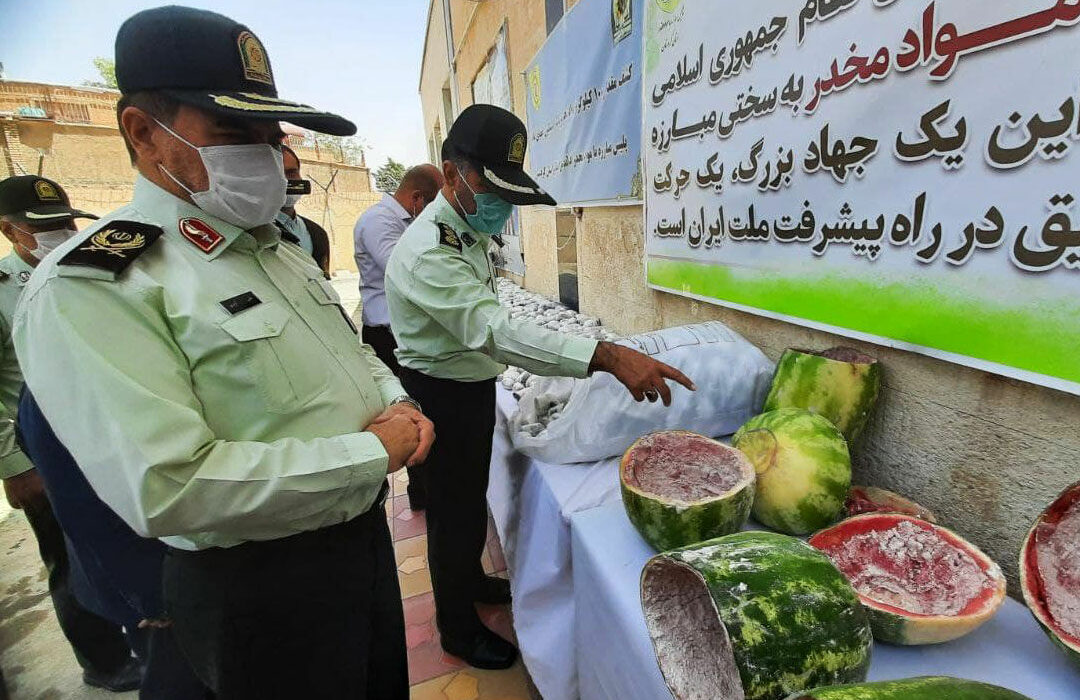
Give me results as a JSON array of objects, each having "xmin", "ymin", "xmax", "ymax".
[
  {"xmin": 845, "ymin": 485, "xmax": 936, "ymax": 523},
  {"xmin": 641, "ymin": 531, "xmax": 873, "ymax": 700},
  {"xmin": 809, "ymin": 513, "xmax": 1006, "ymax": 645},
  {"xmin": 1019, "ymin": 480, "xmax": 1080, "ymax": 668},
  {"xmin": 762, "ymin": 347, "xmax": 881, "ymax": 442},
  {"xmin": 733, "ymin": 409, "xmax": 851, "ymax": 536},
  {"xmin": 621, "ymin": 431, "xmax": 755, "ymax": 552},
  {"xmin": 784, "ymin": 676, "xmax": 1033, "ymax": 699}
]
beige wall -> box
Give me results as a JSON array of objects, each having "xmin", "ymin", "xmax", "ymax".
[{"xmin": 420, "ymin": 0, "xmax": 452, "ymax": 163}]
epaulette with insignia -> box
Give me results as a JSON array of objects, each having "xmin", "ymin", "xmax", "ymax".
[
  {"xmin": 59, "ymin": 221, "xmax": 163, "ymax": 275},
  {"xmin": 437, "ymin": 223, "xmax": 462, "ymax": 251}
]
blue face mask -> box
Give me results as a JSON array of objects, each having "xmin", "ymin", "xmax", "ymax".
[{"xmin": 455, "ymin": 167, "xmax": 514, "ymax": 235}]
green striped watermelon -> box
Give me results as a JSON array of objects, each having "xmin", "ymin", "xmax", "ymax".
[
  {"xmin": 1019, "ymin": 480, "xmax": 1080, "ymax": 669},
  {"xmin": 785, "ymin": 676, "xmax": 1033, "ymax": 699},
  {"xmin": 763, "ymin": 348, "xmax": 880, "ymax": 441},
  {"xmin": 641, "ymin": 531, "xmax": 872, "ymax": 700},
  {"xmin": 810, "ymin": 514, "xmax": 1007, "ymax": 645},
  {"xmin": 621, "ymin": 431, "xmax": 755, "ymax": 551},
  {"xmin": 733, "ymin": 409, "xmax": 851, "ymax": 535}
]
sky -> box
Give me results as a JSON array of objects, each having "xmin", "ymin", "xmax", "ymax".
[{"xmin": 0, "ymin": 0, "xmax": 431, "ymax": 168}]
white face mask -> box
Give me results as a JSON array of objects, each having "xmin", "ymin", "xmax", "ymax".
[
  {"xmin": 12, "ymin": 224, "xmax": 78, "ymax": 261},
  {"xmin": 283, "ymin": 193, "xmax": 303, "ymax": 209},
  {"xmin": 154, "ymin": 119, "xmax": 287, "ymax": 230}
]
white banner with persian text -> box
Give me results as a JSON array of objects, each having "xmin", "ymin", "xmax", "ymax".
[{"xmin": 643, "ymin": 0, "xmax": 1080, "ymax": 394}]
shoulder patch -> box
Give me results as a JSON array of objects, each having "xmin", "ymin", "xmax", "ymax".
[
  {"xmin": 437, "ymin": 223, "xmax": 462, "ymax": 251},
  {"xmin": 179, "ymin": 218, "xmax": 224, "ymax": 253},
  {"xmin": 59, "ymin": 221, "xmax": 163, "ymax": 275}
]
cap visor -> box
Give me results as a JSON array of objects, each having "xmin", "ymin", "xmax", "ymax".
[
  {"xmin": 480, "ymin": 164, "xmax": 556, "ymax": 206},
  {"xmin": 18, "ymin": 205, "xmax": 98, "ymax": 222},
  {"xmin": 163, "ymin": 89, "xmax": 356, "ymax": 136}
]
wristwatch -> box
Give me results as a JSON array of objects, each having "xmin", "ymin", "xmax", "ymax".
[{"xmin": 389, "ymin": 396, "xmax": 422, "ymax": 413}]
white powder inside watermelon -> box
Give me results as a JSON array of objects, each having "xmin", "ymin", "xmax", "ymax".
[
  {"xmin": 1036, "ymin": 500, "xmax": 1080, "ymax": 639},
  {"xmin": 626, "ymin": 432, "xmax": 747, "ymax": 503},
  {"xmin": 822, "ymin": 520, "xmax": 993, "ymax": 616}
]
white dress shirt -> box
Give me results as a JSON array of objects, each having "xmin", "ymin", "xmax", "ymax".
[{"xmin": 354, "ymin": 194, "xmax": 412, "ymax": 327}]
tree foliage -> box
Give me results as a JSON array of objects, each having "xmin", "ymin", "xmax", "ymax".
[
  {"xmin": 312, "ymin": 134, "xmax": 368, "ymax": 166},
  {"xmin": 83, "ymin": 57, "xmax": 117, "ymax": 89},
  {"xmin": 374, "ymin": 158, "xmax": 407, "ymax": 193}
]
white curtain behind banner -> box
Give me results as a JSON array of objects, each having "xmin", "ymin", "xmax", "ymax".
[{"xmin": 471, "ymin": 24, "xmax": 527, "ymax": 276}]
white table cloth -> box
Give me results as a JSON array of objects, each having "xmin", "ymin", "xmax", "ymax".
[
  {"xmin": 571, "ymin": 501, "xmax": 1080, "ymax": 700},
  {"xmin": 487, "ymin": 386, "xmax": 624, "ymax": 700}
]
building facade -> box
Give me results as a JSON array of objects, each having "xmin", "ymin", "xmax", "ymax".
[
  {"xmin": 0, "ymin": 80, "xmax": 376, "ymax": 273},
  {"xmin": 418, "ymin": 0, "xmax": 1080, "ymax": 590}
]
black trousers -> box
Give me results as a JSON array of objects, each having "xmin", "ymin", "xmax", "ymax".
[
  {"xmin": 162, "ymin": 488, "xmax": 406, "ymax": 700},
  {"xmin": 22, "ymin": 497, "xmax": 134, "ymax": 675},
  {"xmin": 399, "ymin": 367, "xmax": 496, "ymax": 635},
  {"xmin": 363, "ymin": 325, "xmax": 426, "ymax": 502}
]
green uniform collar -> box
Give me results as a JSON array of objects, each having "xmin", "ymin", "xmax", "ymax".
[
  {"xmin": 132, "ymin": 176, "xmax": 280, "ymax": 259},
  {"xmin": 430, "ymin": 191, "xmax": 493, "ymax": 245}
]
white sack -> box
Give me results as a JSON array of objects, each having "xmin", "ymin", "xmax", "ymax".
[{"xmin": 509, "ymin": 322, "xmax": 774, "ymax": 464}]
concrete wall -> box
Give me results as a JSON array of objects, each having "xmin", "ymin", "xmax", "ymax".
[{"xmin": 575, "ymin": 203, "xmax": 1079, "ymax": 592}]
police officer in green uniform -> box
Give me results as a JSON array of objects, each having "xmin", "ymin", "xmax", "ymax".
[
  {"xmin": 0, "ymin": 175, "xmax": 144, "ymax": 693},
  {"xmin": 14, "ymin": 7, "xmax": 433, "ymax": 699},
  {"xmin": 386, "ymin": 104, "xmax": 694, "ymax": 669}
]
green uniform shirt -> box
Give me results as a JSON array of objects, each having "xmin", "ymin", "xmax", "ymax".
[
  {"xmin": 385, "ymin": 193, "xmax": 597, "ymax": 381},
  {"xmin": 0, "ymin": 253, "xmax": 35, "ymax": 480},
  {"xmin": 13, "ymin": 176, "xmax": 405, "ymax": 551}
]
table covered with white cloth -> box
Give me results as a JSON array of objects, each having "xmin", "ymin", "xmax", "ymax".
[
  {"xmin": 571, "ymin": 500, "xmax": 1080, "ymax": 700},
  {"xmin": 487, "ymin": 386, "xmax": 623, "ymax": 700}
]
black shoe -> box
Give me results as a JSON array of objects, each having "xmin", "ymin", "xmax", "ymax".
[
  {"xmin": 475, "ymin": 575, "xmax": 512, "ymax": 605},
  {"xmin": 83, "ymin": 658, "xmax": 143, "ymax": 692},
  {"xmin": 440, "ymin": 626, "xmax": 518, "ymax": 670},
  {"xmin": 406, "ymin": 486, "xmax": 426, "ymax": 511}
]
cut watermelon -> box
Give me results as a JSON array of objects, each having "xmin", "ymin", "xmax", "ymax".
[
  {"xmin": 1020, "ymin": 480, "xmax": 1080, "ymax": 669},
  {"xmin": 641, "ymin": 531, "xmax": 872, "ymax": 700},
  {"xmin": 621, "ymin": 431, "xmax": 755, "ymax": 551},
  {"xmin": 733, "ymin": 409, "xmax": 851, "ymax": 535},
  {"xmin": 810, "ymin": 514, "xmax": 1006, "ymax": 645},
  {"xmin": 763, "ymin": 347, "xmax": 880, "ymax": 441},
  {"xmin": 845, "ymin": 485, "xmax": 936, "ymax": 522},
  {"xmin": 785, "ymin": 676, "xmax": 1033, "ymax": 699}
]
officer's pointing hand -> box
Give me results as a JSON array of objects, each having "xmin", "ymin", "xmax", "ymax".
[
  {"xmin": 367, "ymin": 414, "xmax": 422, "ymax": 473},
  {"xmin": 588, "ymin": 341, "xmax": 696, "ymax": 407}
]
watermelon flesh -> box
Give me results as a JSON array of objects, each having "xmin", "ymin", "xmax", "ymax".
[
  {"xmin": 785, "ymin": 676, "xmax": 1033, "ymax": 699},
  {"xmin": 621, "ymin": 431, "xmax": 755, "ymax": 551},
  {"xmin": 846, "ymin": 485, "xmax": 936, "ymax": 523},
  {"xmin": 763, "ymin": 347, "xmax": 880, "ymax": 442},
  {"xmin": 1020, "ymin": 481, "xmax": 1080, "ymax": 667},
  {"xmin": 641, "ymin": 531, "xmax": 873, "ymax": 700},
  {"xmin": 810, "ymin": 514, "xmax": 1006, "ymax": 645}
]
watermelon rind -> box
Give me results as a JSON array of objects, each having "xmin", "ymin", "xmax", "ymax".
[
  {"xmin": 621, "ymin": 431, "xmax": 756, "ymax": 551},
  {"xmin": 810, "ymin": 514, "xmax": 1007, "ymax": 646},
  {"xmin": 783, "ymin": 675, "xmax": 1033, "ymax": 699},
  {"xmin": 763, "ymin": 347, "xmax": 881, "ymax": 442},
  {"xmin": 733, "ymin": 409, "xmax": 851, "ymax": 536},
  {"xmin": 1019, "ymin": 480, "xmax": 1080, "ymax": 669},
  {"xmin": 641, "ymin": 531, "xmax": 873, "ymax": 700},
  {"xmin": 845, "ymin": 485, "xmax": 936, "ymax": 523}
]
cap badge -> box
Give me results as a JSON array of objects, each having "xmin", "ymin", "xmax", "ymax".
[
  {"xmin": 179, "ymin": 218, "xmax": 225, "ymax": 254},
  {"xmin": 237, "ymin": 30, "xmax": 273, "ymax": 86},
  {"xmin": 34, "ymin": 180, "xmax": 61, "ymax": 202},
  {"xmin": 508, "ymin": 133, "xmax": 526, "ymax": 165}
]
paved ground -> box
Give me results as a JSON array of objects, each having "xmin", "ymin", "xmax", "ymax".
[{"xmin": 0, "ymin": 274, "xmax": 539, "ymax": 699}]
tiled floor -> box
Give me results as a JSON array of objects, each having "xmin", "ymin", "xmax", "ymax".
[{"xmin": 387, "ymin": 469, "xmax": 539, "ymax": 700}]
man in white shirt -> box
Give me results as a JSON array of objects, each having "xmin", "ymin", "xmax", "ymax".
[{"xmin": 354, "ymin": 164, "xmax": 442, "ymax": 509}]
